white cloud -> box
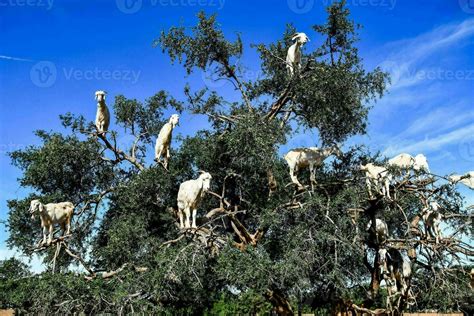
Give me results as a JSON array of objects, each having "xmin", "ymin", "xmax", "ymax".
[
  {"xmin": 369, "ymin": 18, "xmax": 474, "ymax": 165},
  {"xmin": 379, "ymin": 18, "xmax": 474, "ymax": 90},
  {"xmin": 399, "ymin": 103, "xmax": 474, "ymax": 138},
  {"xmin": 383, "ymin": 123, "xmax": 474, "ymax": 157},
  {"xmin": 0, "ymin": 55, "xmax": 33, "ymax": 62}
]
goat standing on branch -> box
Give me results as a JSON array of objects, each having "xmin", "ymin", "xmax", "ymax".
[
  {"xmin": 95, "ymin": 90, "xmax": 110, "ymax": 135},
  {"xmin": 412, "ymin": 154, "xmax": 430, "ymax": 173},
  {"xmin": 366, "ymin": 218, "xmax": 389, "ymax": 244},
  {"xmin": 29, "ymin": 199, "xmax": 74, "ymax": 246},
  {"xmin": 177, "ymin": 171, "xmax": 212, "ymax": 229},
  {"xmin": 388, "ymin": 153, "xmax": 415, "ymax": 178},
  {"xmin": 378, "ymin": 248, "xmax": 412, "ymax": 307},
  {"xmin": 360, "ymin": 163, "xmax": 392, "ymax": 199},
  {"xmin": 286, "ymin": 32, "xmax": 309, "ymax": 76},
  {"xmin": 155, "ymin": 114, "xmax": 180, "ymax": 169},
  {"xmin": 449, "ymin": 171, "xmax": 474, "ymax": 189},
  {"xmin": 388, "ymin": 153, "xmax": 430, "ymax": 179},
  {"xmin": 422, "ymin": 201, "xmax": 443, "ymax": 243},
  {"xmin": 284, "ymin": 145, "xmax": 341, "ymax": 190}
]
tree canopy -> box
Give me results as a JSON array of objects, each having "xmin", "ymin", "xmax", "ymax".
[{"xmin": 2, "ymin": 1, "xmax": 472, "ymax": 315}]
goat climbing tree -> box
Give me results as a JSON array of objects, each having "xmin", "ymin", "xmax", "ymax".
[{"xmin": 2, "ymin": 1, "xmax": 473, "ymax": 315}]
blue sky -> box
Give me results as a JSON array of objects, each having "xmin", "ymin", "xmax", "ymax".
[{"xmin": 1, "ymin": 0, "xmax": 473, "ymax": 269}]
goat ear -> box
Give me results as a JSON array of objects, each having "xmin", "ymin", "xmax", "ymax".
[
  {"xmin": 38, "ymin": 203, "xmax": 45, "ymax": 213},
  {"xmin": 291, "ymin": 33, "xmax": 299, "ymax": 41}
]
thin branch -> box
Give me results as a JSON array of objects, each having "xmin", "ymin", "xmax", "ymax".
[{"xmin": 97, "ymin": 132, "xmax": 145, "ymax": 171}]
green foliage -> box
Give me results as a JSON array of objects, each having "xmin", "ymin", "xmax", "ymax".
[
  {"xmin": 205, "ymin": 291, "xmax": 272, "ymax": 315},
  {"xmin": 0, "ymin": 257, "xmax": 30, "ymax": 279},
  {"xmin": 251, "ymin": 0, "xmax": 388, "ymax": 143},
  {"xmin": 9, "ymin": 131, "xmax": 113, "ymax": 200},
  {"xmin": 156, "ymin": 11, "xmax": 243, "ymax": 76},
  {"xmin": 114, "ymin": 91, "xmax": 183, "ymax": 141},
  {"xmin": 2, "ymin": 2, "xmax": 471, "ymax": 315}
]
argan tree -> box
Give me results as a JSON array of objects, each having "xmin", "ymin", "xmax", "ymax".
[{"xmin": 2, "ymin": 1, "xmax": 472, "ymax": 314}]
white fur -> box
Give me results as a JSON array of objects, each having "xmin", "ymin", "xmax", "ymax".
[
  {"xmin": 155, "ymin": 114, "xmax": 180, "ymax": 169},
  {"xmin": 360, "ymin": 163, "xmax": 392, "ymax": 199},
  {"xmin": 286, "ymin": 32, "xmax": 309, "ymax": 76},
  {"xmin": 95, "ymin": 90, "xmax": 110, "ymax": 134},
  {"xmin": 388, "ymin": 153, "xmax": 430, "ymax": 175},
  {"xmin": 449, "ymin": 171, "xmax": 474, "ymax": 189},
  {"xmin": 422, "ymin": 201, "xmax": 443, "ymax": 243},
  {"xmin": 177, "ymin": 172, "xmax": 212, "ymax": 228},
  {"xmin": 366, "ymin": 218, "xmax": 389, "ymax": 242},
  {"xmin": 413, "ymin": 154, "xmax": 430, "ymax": 173},
  {"xmin": 388, "ymin": 153, "xmax": 415, "ymax": 170},
  {"xmin": 29, "ymin": 199, "xmax": 74, "ymax": 245},
  {"xmin": 284, "ymin": 145, "xmax": 341, "ymax": 189},
  {"xmin": 378, "ymin": 248, "xmax": 412, "ymax": 295}
]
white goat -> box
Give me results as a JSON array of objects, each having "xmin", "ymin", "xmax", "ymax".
[
  {"xmin": 95, "ymin": 90, "xmax": 110, "ymax": 134},
  {"xmin": 388, "ymin": 153, "xmax": 415, "ymax": 179},
  {"xmin": 366, "ymin": 218, "xmax": 389, "ymax": 243},
  {"xmin": 29, "ymin": 199, "xmax": 74, "ymax": 245},
  {"xmin": 388, "ymin": 153, "xmax": 430, "ymax": 176},
  {"xmin": 284, "ymin": 145, "xmax": 341, "ymax": 190},
  {"xmin": 388, "ymin": 153, "xmax": 415, "ymax": 170},
  {"xmin": 422, "ymin": 201, "xmax": 443, "ymax": 243},
  {"xmin": 378, "ymin": 248, "xmax": 412, "ymax": 294},
  {"xmin": 449, "ymin": 171, "xmax": 474, "ymax": 189},
  {"xmin": 413, "ymin": 154, "xmax": 430, "ymax": 173},
  {"xmin": 177, "ymin": 172, "xmax": 212, "ymax": 229},
  {"xmin": 286, "ymin": 32, "xmax": 309, "ymax": 76},
  {"xmin": 360, "ymin": 163, "xmax": 392, "ymax": 199},
  {"xmin": 155, "ymin": 114, "xmax": 180, "ymax": 169}
]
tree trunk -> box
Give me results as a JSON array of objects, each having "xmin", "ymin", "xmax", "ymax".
[
  {"xmin": 264, "ymin": 289, "xmax": 293, "ymax": 315},
  {"xmin": 370, "ymin": 267, "xmax": 381, "ymax": 300}
]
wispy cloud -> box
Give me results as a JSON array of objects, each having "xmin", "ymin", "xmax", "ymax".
[
  {"xmin": 383, "ymin": 123, "xmax": 474, "ymax": 156},
  {"xmin": 370, "ymin": 18, "xmax": 474, "ymax": 167},
  {"xmin": 390, "ymin": 19, "xmax": 474, "ymax": 61},
  {"xmin": 379, "ymin": 18, "xmax": 474, "ymax": 90},
  {"xmin": 0, "ymin": 55, "xmax": 33, "ymax": 62},
  {"xmin": 399, "ymin": 102, "xmax": 474, "ymax": 138}
]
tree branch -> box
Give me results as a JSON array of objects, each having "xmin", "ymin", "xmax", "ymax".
[{"xmin": 98, "ymin": 133, "xmax": 145, "ymax": 171}]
